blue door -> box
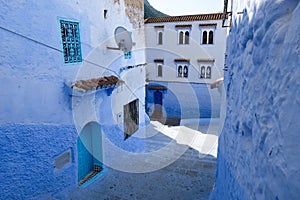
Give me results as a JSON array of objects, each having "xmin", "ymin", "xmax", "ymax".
[
  {"xmin": 154, "ymin": 91, "xmax": 162, "ymax": 111},
  {"xmin": 77, "ymin": 122, "xmax": 103, "ymax": 183},
  {"xmin": 77, "ymin": 125, "xmax": 93, "ymax": 182}
]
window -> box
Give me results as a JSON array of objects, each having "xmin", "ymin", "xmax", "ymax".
[
  {"xmin": 154, "ymin": 26, "xmax": 164, "ymax": 45},
  {"xmin": 158, "ymin": 31, "xmax": 163, "ymax": 45},
  {"xmin": 202, "ymin": 31, "xmax": 207, "ymax": 44},
  {"xmin": 177, "ymin": 64, "xmax": 189, "ymax": 78},
  {"xmin": 124, "ymin": 51, "xmax": 132, "ymax": 59},
  {"xmin": 201, "ymin": 29, "xmax": 215, "ymax": 45},
  {"xmin": 184, "ymin": 31, "xmax": 189, "ymax": 44},
  {"xmin": 157, "ymin": 64, "xmax": 163, "ymax": 77},
  {"xmin": 183, "ymin": 65, "xmax": 188, "ymax": 77},
  {"xmin": 59, "ymin": 19, "xmax": 82, "ymax": 64},
  {"xmin": 200, "ymin": 66, "xmax": 212, "ymax": 79},
  {"xmin": 179, "ymin": 31, "xmax": 184, "ymax": 44},
  {"xmin": 178, "ymin": 30, "xmax": 190, "ymax": 45},
  {"xmin": 209, "ymin": 31, "xmax": 214, "ymax": 44},
  {"xmin": 206, "ymin": 66, "xmax": 211, "ymax": 78},
  {"xmin": 124, "ymin": 99, "xmax": 139, "ymax": 140},
  {"xmin": 104, "ymin": 10, "xmax": 108, "ymax": 19},
  {"xmin": 178, "ymin": 65, "xmax": 183, "ymax": 77}
]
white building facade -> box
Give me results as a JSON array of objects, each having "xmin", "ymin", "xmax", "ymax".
[{"xmin": 144, "ymin": 13, "xmax": 228, "ymax": 120}]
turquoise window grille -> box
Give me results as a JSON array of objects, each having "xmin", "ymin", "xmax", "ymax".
[
  {"xmin": 124, "ymin": 51, "xmax": 132, "ymax": 59},
  {"xmin": 59, "ymin": 19, "xmax": 82, "ymax": 64},
  {"xmin": 124, "ymin": 31, "xmax": 132, "ymax": 59}
]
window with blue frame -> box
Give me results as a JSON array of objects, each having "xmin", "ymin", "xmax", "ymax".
[
  {"xmin": 124, "ymin": 51, "xmax": 132, "ymax": 59},
  {"xmin": 59, "ymin": 19, "xmax": 82, "ymax": 64}
]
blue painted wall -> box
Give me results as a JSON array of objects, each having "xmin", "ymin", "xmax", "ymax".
[
  {"xmin": 146, "ymin": 81, "xmax": 221, "ymax": 119},
  {"xmin": 0, "ymin": 124, "xmax": 77, "ymax": 199},
  {"xmin": 0, "ymin": 0, "xmax": 146, "ymax": 199}
]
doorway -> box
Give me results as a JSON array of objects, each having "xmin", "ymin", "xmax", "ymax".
[
  {"xmin": 77, "ymin": 122, "xmax": 103, "ymax": 185},
  {"xmin": 151, "ymin": 91, "xmax": 163, "ymax": 119},
  {"xmin": 124, "ymin": 99, "xmax": 139, "ymax": 140}
]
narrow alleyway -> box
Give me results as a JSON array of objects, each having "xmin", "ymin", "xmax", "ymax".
[{"xmin": 70, "ymin": 120, "xmax": 219, "ymax": 200}]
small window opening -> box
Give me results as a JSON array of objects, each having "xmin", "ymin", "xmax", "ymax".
[
  {"xmin": 185, "ymin": 31, "xmax": 189, "ymax": 44},
  {"xmin": 183, "ymin": 65, "xmax": 188, "ymax": 77},
  {"xmin": 178, "ymin": 65, "xmax": 183, "ymax": 77},
  {"xmin": 200, "ymin": 66, "xmax": 206, "ymax": 78},
  {"xmin": 158, "ymin": 32, "xmax": 163, "ymax": 45},
  {"xmin": 179, "ymin": 31, "xmax": 184, "ymax": 44},
  {"xmin": 206, "ymin": 66, "xmax": 211, "ymax": 78},
  {"xmin": 104, "ymin": 10, "xmax": 108, "ymax": 19},
  {"xmin": 158, "ymin": 64, "xmax": 163, "ymax": 77},
  {"xmin": 202, "ymin": 31, "xmax": 207, "ymax": 44},
  {"xmin": 208, "ymin": 31, "xmax": 214, "ymax": 44}
]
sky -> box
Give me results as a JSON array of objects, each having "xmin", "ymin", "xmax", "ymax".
[{"xmin": 147, "ymin": 0, "xmax": 224, "ymax": 16}]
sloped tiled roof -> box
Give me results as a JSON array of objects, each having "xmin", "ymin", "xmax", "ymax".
[
  {"xmin": 72, "ymin": 75, "xmax": 123, "ymax": 91},
  {"xmin": 145, "ymin": 13, "xmax": 224, "ymax": 24}
]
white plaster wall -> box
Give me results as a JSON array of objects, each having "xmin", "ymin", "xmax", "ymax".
[
  {"xmin": 211, "ymin": 0, "xmax": 300, "ymax": 199},
  {"xmin": 0, "ymin": 0, "xmax": 145, "ymax": 125},
  {"xmin": 145, "ymin": 19, "xmax": 227, "ymax": 84}
]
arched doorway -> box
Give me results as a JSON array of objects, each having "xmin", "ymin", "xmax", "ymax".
[{"xmin": 77, "ymin": 122, "xmax": 103, "ymax": 185}]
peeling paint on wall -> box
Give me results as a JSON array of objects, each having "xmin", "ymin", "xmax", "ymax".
[{"xmin": 124, "ymin": 0, "xmax": 144, "ymax": 28}]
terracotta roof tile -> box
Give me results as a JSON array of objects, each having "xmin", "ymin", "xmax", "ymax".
[
  {"xmin": 72, "ymin": 75, "xmax": 123, "ymax": 91},
  {"xmin": 145, "ymin": 13, "xmax": 224, "ymax": 24}
]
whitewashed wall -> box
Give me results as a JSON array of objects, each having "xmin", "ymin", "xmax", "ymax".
[{"xmin": 145, "ymin": 19, "xmax": 227, "ymax": 84}]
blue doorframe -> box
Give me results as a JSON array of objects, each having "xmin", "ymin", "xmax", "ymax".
[{"xmin": 77, "ymin": 122, "xmax": 102, "ymax": 182}]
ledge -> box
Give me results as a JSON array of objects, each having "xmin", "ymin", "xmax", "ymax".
[
  {"xmin": 175, "ymin": 24, "xmax": 192, "ymax": 28},
  {"xmin": 174, "ymin": 58, "xmax": 190, "ymax": 63},
  {"xmin": 198, "ymin": 58, "xmax": 215, "ymax": 62},
  {"xmin": 199, "ymin": 23, "xmax": 217, "ymax": 27},
  {"xmin": 154, "ymin": 59, "xmax": 164, "ymax": 63}
]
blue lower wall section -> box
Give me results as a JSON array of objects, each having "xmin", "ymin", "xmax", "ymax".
[
  {"xmin": 102, "ymin": 125, "xmax": 146, "ymax": 153},
  {"xmin": 0, "ymin": 124, "xmax": 77, "ymax": 200},
  {"xmin": 146, "ymin": 82, "xmax": 221, "ymax": 119},
  {"xmin": 209, "ymin": 150, "xmax": 247, "ymax": 200}
]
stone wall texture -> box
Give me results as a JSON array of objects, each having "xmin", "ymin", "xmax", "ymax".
[{"xmin": 211, "ymin": 0, "xmax": 300, "ymax": 199}]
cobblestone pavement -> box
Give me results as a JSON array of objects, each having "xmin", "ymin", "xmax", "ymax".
[{"xmin": 69, "ymin": 120, "xmax": 219, "ymax": 200}]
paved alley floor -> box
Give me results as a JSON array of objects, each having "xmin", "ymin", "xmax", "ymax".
[{"xmin": 69, "ymin": 119, "xmax": 220, "ymax": 200}]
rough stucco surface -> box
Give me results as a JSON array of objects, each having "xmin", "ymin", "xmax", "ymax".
[
  {"xmin": 211, "ymin": 0, "xmax": 300, "ymax": 199},
  {"xmin": 0, "ymin": 0, "xmax": 146, "ymax": 199},
  {"xmin": 0, "ymin": 124, "xmax": 77, "ymax": 199},
  {"xmin": 124, "ymin": 0, "xmax": 144, "ymax": 28}
]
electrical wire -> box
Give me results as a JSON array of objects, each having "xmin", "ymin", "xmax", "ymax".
[
  {"xmin": 0, "ymin": 25, "xmax": 118, "ymax": 75},
  {"xmin": 0, "ymin": 25, "xmax": 146, "ymax": 104}
]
